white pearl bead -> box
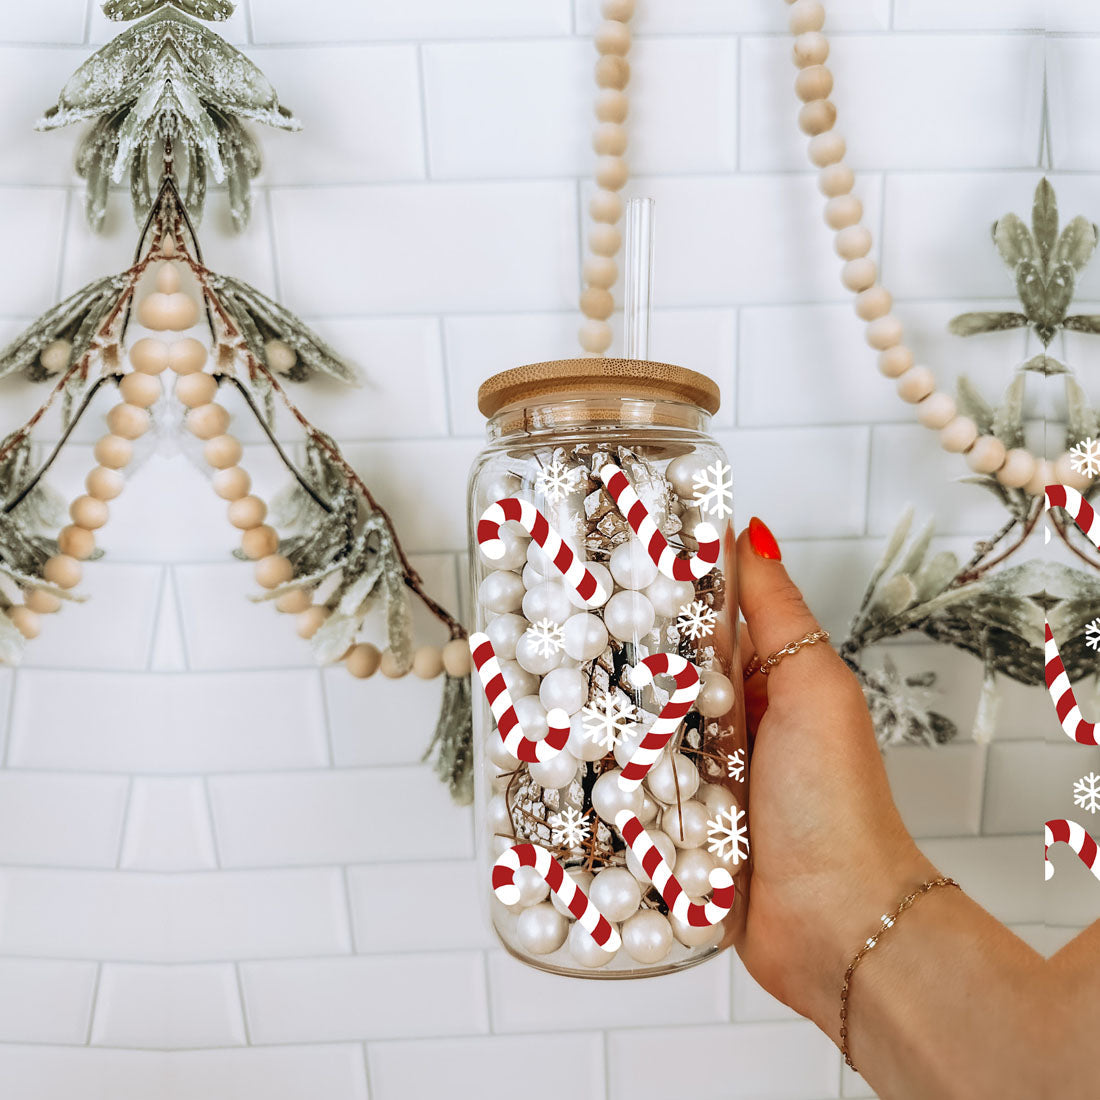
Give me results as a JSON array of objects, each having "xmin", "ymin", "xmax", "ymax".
[
  {"xmin": 478, "ymin": 570, "xmax": 526, "ymax": 614},
  {"xmin": 939, "ymin": 416, "xmax": 979, "ymax": 454},
  {"xmin": 671, "ymin": 847, "xmax": 719, "ymax": 897},
  {"xmin": 526, "ymin": 537, "xmax": 580, "ymax": 578},
  {"xmin": 626, "ymin": 828, "xmax": 677, "ymax": 883},
  {"xmin": 485, "ymin": 613, "xmax": 528, "ymax": 661},
  {"xmin": 609, "ymin": 538, "xmax": 659, "ymax": 590},
  {"xmin": 659, "ymin": 799, "xmax": 710, "ymax": 848},
  {"xmin": 515, "ymin": 629, "xmax": 565, "ymax": 674},
  {"xmin": 1024, "ymin": 457, "xmax": 1054, "ymax": 497},
  {"xmin": 565, "ymin": 562, "xmax": 611, "ymax": 609},
  {"xmin": 698, "ymin": 782, "xmax": 738, "ymax": 816},
  {"xmin": 513, "ymin": 865, "xmax": 551, "ymax": 907},
  {"xmin": 521, "ymin": 580, "xmax": 574, "ymax": 625},
  {"xmin": 568, "ymin": 712, "xmax": 611, "ymax": 761},
  {"xmin": 664, "ymin": 454, "xmax": 700, "ymax": 498},
  {"xmin": 513, "ymin": 695, "xmax": 549, "ymax": 742},
  {"xmin": 486, "ymin": 731, "xmax": 519, "ymax": 769},
  {"xmin": 622, "ymin": 909, "xmax": 673, "ymax": 964},
  {"xmin": 603, "ymin": 590, "xmax": 655, "ymax": 642},
  {"xmin": 671, "ymin": 911, "xmax": 723, "ymax": 948},
  {"xmin": 613, "ymin": 721, "xmax": 652, "ymax": 769},
  {"xmin": 638, "ymin": 788, "xmax": 660, "ymax": 826},
  {"xmin": 644, "ymin": 574, "xmax": 695, "ymax": 618},
  {"xmin": 487, "ymin": 794, "xmax": 513, "ymax": 837},
  {"xmin": 480, "ymin": 471, "xmax": 522, "ymax": 506},
  {"xmin": 480, "ymin": 525, "xmax": 528, "ymax": 571},
  {"xmin": 1055, "ymin": 450, "xmax": 1093, "ymax": 491},
  {"xmin": 646, "ymin": 753, "xmax": 700, "ymax": 803},
  {"xmin": 568, "ymin": 919, "xmax": 616, "ymax": 967},
  {"xmin": 500, "ymin": 659, "xmax": 540, "ymax": 700},
  {"xmin": 539, "ymin": 667, "xmax": 587, "ymax": 714},
  {"xmin": 562, "ymin": 612, "xmax": 609, "ymax": 662},
  {"xmin": 590, "ymin": 867, "xmax": 642, "ymax": 923},
  {"xmin": 517, "ymin": 902, "xmax": 568, "ymax": 955},
  {"xmin": 552, "ymin": 870, "xmax": 593, "ymax": 917},
  {"xmin": 528, "ymin": 747, "xmax": 580, "ymax": 790},
  {"xmin": 697, "ymin": 670, "xmax": 736, "ymax": 717},
  {"xmin": 965, "ymin": 435, "xmax": 1007, "ymax": 474},
  {"xmin": 997, "ymin": 448, "xmax": 1037, "ymax": 489},
  {"xmin": 915, "ymin": 391, "xmax": 956, "ymax": 429},
  {"xmin": 591, "ymin": 768, "xmax": 644, "ymax": 824},
  {"xmin": 896, "ymin": 365, "xmax": 935, "ymax": 404}
]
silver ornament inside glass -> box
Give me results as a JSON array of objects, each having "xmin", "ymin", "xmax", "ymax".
[{"xmin": 466, "ymin": 200, "xmax": 748, "ymax": 978}]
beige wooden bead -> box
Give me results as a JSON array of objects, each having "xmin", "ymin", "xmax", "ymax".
[
  {"xmin": 346, "ymin": 642, "xmax": 381, "ymax": 679},
  {"xmin": 412, "ymin": 645, "xmax": 444, "ymax": 679},
  {"xmin": 589, "ymin": 189, "xmax": 623, "ymax": 224},
  {"xmin": 595, "ymin": 19, "xmax": 631, "ymax": 55},
  {"xmin": 24, "ymin": 589, "xmax": 61, "ymax": 614},
  {"xmin": 601, "ymin": 0, "xmax": 634, "ymax": 17},
  {"xmin": 1024, "ymin": 458, "xmax": 1053, "ymax": 497},
  {"xmin": 593, "ymin": 122, "xmax": 628, "ymax": 156},
  {"xmin": 854, "ymin": 285, "xmax": 892, "ymax": 321},
  {"xmin": 204, "ymin": 435, "xmax": 243, "ymax": 469},
  {"xmin": 40, "ymin": 338, "xmax": 72, "ymax": 374},
  {"xmin": 379, "ymin": 649, "xmax": 408, "ymax": 679},
  {"xmin": 264, "ymin": 339, "xmax": 297, "ymax": 375},
  {"xmin": 589, "ymin": 224, "xmax": 621, "ymax": 256},
  {"xmin": 241, "ymin": 525, "xmax": 280, "ymax": 560},
  {"xmin": 106, "ymin": 403, "xmax": 150, "ymax": 441},
  {"xmin": 138, "ymin": 292, "xmax": 198, "ymax": 331},
  {"xmin": 70, "ymin": 495, "xmax": 109, "ymax": 530},
  {"xmin": 129, "ymin": 337, "xmax": 169, "ymax": 375},
  {"xmin": 275, "ymin": 589, "xmax": 312, "ymax": 614},
  {"xmin": 119, "ymin": 371, "xmax": 161, "ymax": 408},
  {"xmin": 580, "ymin": 286, "xmax": 614, "ymax": 320},
  {"xmin": 965, "ymin": 435, "xmax": 1007, "ymax": 474},
  {"xmin": 842, "ymin": 257, "xmax": 877, "ymax": 293},
  {"xmin": 865, "ymin": 315, "xmax": 904, "ymax": 350},
  {"xmin": 254, "ymin": 554, "xmax": 294, "ymax": 589},
  {"xmin": 579, "ymin": 320, "xmax": 613, "ymax": 354},
  {"xmin": 818, "ymin": 163, "xmax": 854, "ymax": 197},
  {"xmin": 8, "ymin": 607, "xmax": 39, "ymax": 640},
  {"xmin": 795, "ymin": 64, "xmax": 833, "ymax": 102},
  {"xmin": 187, "ymin": 403, "xmax": 231, "ymax": 440},
  {"xmin": 789, "ymin": 0, "xmax": 826, "ymax": 33},
  {"xmin": 1054, "ymin": 450, "xmax": 1093, "ymax": 492},
  {"xmin": 296, "ymin": 605, "xmax": 330, "ymax": 640},
  {"xmin": 877, "ymin": 344, "xmax": 914, "ymax": 378},
  {"xmin": 161, "ymin": 236, "xmax": 177, "ymax": 258},
  {"xmin": 824, "ymin": 194, "xmax": 862, "ymax": 230},
  {"xmin": 212, "ymin": 466, "xmax": 251, "ymax": 501},
  {"xmin": 228, "ymin": 495, "xmax": 268, "ymax": 530},
  {"xmin": 915, "ymin": 391, "xmax": 956, "ymax": 430},
  {"xmin": 155, "ymin": 262, "xmax": 181, "ymax": 294},
  {"xmin": 807, "ymin": 131, "xmax": 845, "ymax": 166},
  {"xmin": 168, "ymin": 338, "xmax": 207, "ymax": 375},
  {"xmin": 996, "ymin": 448, "xmax": 1037, "ymax": 489},
  {"xmin": 895, "ymin": 365, "xmax": 935, "ymax": 404},
  {"xmin": 835, "ymin": 225, "xmax": 872, "ymax": 259},
  {"xmin": 797, "ymin": 99, "xmax": 836, "ymax": 136},
  {"xmin": 595, "ymin": 89, "xmax": 629, "ymax": 124},
  {"xmin": 43, "ymin": 554, "xmax": 82, "ymax": 589},
  {"xmin": 595, "ymin": 55, "xmax": 630, "ymax": 90},
  {"xmin": 792, "ymin": 30, "xmax": 829, "ymax": 67},
  {"xmin": 939, "ymin": 416, "xmax": 979, "ymax": 454},
  {"xmin": 86, "ymin": 466, "xmax": 124, "ymax": 501},
  {"xmin": 582, "ymin": 256, "xmax": 618, "ymax": 289},
  {"xmin": 175, "ymin": 372, "xmax": 217, "ymax": 408},
  {"xmin": 58, "ymin": 525, "xmax": 96, "ymax": 560},
  {"xmin": 442, "ymin": 638, "xmax": 473, "ymax": 678},
  {"xmin": 595, "ymin": 155, "xmax": 628, "ymax": 191},
  {"xmin": 94, "ymin": 434, "xmax": 133, "ymax": 469}
]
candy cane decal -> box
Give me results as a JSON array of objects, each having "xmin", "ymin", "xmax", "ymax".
[
  {"xmin": 477, "ymin": 497, "xmax": 608, "ymax": 606},
  {"xmin": 618, "ymin": 654, "xmax": 700, "ymax": 792},
  {"xmin": 1045, "ymin": 484, "xmax": 1100, "ymax": 549},
  {"xmin": 1044, "ymin": 623, "xmax": 1097, "ymax": 745},
  {"xmin": 469, "ymin": 632, "xmax": 570, "ymax": 763},
  {"xmin": 1045, "ymin": 819, "xmax": 1100, "ymax": 883},
  {"xmin": 599, "ymin": 462, "xmax": 720, "ymax": 582},
  {"xmin": 615, "ymin": 809, "xmax": 735, "ymax": 926},
  {"xmin": 493, "ymin": 842, "xmax": 621, "ymax": 951}
]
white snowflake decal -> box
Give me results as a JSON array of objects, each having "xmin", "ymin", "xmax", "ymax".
[
  {"xmin": 580, "ymin": 691, "xmax": 640, "ymax": 751},
  {"xmin": 706, "ymin": 806, "xmax": 750, "ymax": 865},
  {"xmin": 535, "ymin": 461, "xmax": 583, "ymax": 504},
  {"xmin": 1074, "ymin": 772, "xmax": 1100, "ymax": 815},
  {"xmin": 726, "ymin": 747, "xmax": 745, "ymax": 783},
  {"xmin": 691, "ymin": 461, "xmax": 733, "ymax": 520},
  {"xmin": 548, "ymin": 805, "xmax": 590, "ymax": 848},
  {"xmin": 676, "ymin": 599, "xmax": 717, "ymax": 641},
  {"xmin": 1086, "ymin": 618, "xmax": 1100, "ymax": 653},
  {"xmin": 524, "ymin": 618, "xmax": 564, "ymax": 659},
  {"xmin": 1069, "ymin": 437, "xmax": 1100, "ymax": 479}
]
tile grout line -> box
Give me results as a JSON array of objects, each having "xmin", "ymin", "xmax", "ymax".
[
  {"xmin": 83, "ymin": 961, "xmax": 103, "ymax": 1046},
  {"xmin": 416, "ymin": 43, "xmax": 434, "ymax": 180},
  {"xmin": 233, "ymin": 962, "xmax": 253, "ymax": 1046},
  {"xmin": 114, "ymin": 776, "xmax": 136, "ymax": 870}
]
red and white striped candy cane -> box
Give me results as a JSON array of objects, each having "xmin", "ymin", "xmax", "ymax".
[
  {"xmin": 1043, "ymin": 622, "xmax": 1097, "ymax": 746},
  {"xmin": 477, "ymin": 497, "xmax": 608, "ymax": 606},
  {"xmin": 1045, "ymin": 484, "xmax": 1100, "ymax": 549},
  {"xmin": 469, "ymin": 633, "xmax": 570, "ymax": 763},
  {"xmin": 618, "ymin": 654, "xmax": 700, "ymax": 793},
  {"xmin": 1044, "ymin": 819, "xmax": 1100, "ymax": 883},
  {"xmin": 492, "ymin": 842, "xmax": 621, "ymax": 951},
  {"xmin": 599, "ymin": 462, "xmax": 720, "ymax": 582},
  {"xmin": 615, "ymin": 809, "xmax": 735, "ymax": 927}
]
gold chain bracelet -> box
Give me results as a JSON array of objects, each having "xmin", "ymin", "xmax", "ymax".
[
  {"xmin": 840, "ymin": 876, "xmax": 961, "ymax": 1072},
  {"xmin": 743, "ymin": 628, "xmax": 830, "ymax": 680}
]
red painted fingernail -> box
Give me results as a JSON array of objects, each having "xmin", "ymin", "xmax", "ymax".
[{"xmin": 748, "ymin": 516, "xmax": 782, "ymax": 561}]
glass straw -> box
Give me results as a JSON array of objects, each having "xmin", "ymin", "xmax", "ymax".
[{"xmin": 624, "ymin": 196, "xmax": 654, "ymax": 360}]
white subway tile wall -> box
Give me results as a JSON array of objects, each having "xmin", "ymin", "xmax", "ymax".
[{"xmin": 0, "ymin": 2, "xmax": 1089, "ymax": 1097}]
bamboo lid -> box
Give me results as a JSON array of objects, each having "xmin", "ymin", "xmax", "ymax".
[{"xmin": 477, "ymin": 358, "xmax": 721, "ymax": 419}]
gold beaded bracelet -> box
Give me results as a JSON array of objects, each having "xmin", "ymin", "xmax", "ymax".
[{"xmin": 840, "ymin": 875, "xmax": 961, "ymax": 1072}]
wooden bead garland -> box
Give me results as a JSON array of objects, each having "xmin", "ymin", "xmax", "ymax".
[{"xmin": 782, "ymin": 0, "xmax": 1089, "ymax": 493}]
